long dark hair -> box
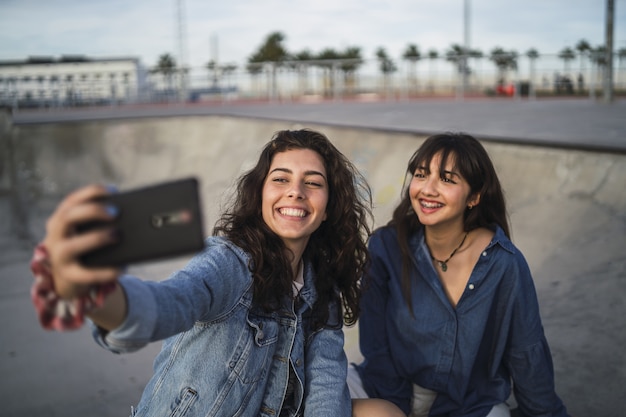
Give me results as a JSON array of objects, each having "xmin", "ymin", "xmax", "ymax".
[
  {"xmin": 389, "ymin": 132, "xmax": 509, "ymax": 309},
  {"xmin": 213, "ymin": 129, "xmax": 372, "ymax": 328}
]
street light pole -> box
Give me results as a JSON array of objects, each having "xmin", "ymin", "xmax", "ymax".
[
  {"xmin": 460, "ymin": 0, "xmax": 470, "ymax": 101},
  {"xmin": 603, "ymin": 0, "xmax": 614, "ymax": 103},
  {"xmin": 176, "ymin": 0, "xmax": 188, "ymax": 102}
]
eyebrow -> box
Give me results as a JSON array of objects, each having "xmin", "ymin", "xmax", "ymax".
[
  {"xmin": 417, "ymin": 165, "xmax": 460, "ymax": 178},
  {"xmin": 269, "ymin": 167, "xmax": 327, "ymax": 180},
  {"xmin": 442, "ymin": 169, "xmax": 460, "ymax": 177}
]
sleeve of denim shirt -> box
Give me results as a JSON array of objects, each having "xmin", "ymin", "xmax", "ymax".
[
  {"xmin": 505, "ymin": 250, "xmax": 570, "ymax": 417},
  {"xmin": 303, "ymin": 323, "xmax": 351, "ymax": 417},
  {"xmin": 357, "ymin": 229, "xmax": 413, "ymax": 414},
  {"xmin": 93, "ymin": 237, "xmax": 251, "ymax": 353}
]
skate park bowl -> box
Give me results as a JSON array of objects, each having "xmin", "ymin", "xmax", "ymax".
[{"xmin": 1, "ymin": 109, "xmax": 624, "ymax": 417}]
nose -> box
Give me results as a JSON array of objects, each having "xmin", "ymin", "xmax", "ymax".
[
  {"xmin": 421, "ymin": 174, "xmax": 439, "ymax": 196},
  {"xmin": 288, "ymin": 182, "xmax": 305, "ymax": 199}
]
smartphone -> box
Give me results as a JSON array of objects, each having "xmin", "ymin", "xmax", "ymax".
[{"xmin": 78, "ymin": 177, "xmax": 205, "ymax": 267}]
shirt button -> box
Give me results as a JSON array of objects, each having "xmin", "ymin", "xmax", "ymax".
[
  {"xmin": 482, "ymin": 251, "xmax": 487, "ymax": 257},
  {"xmin": 295, "ymin": 359, "xmax": 302, "ymax": 366},
  {"xmin": 468, "ymin": 284, "xmax": 475, "ymax": 290}
]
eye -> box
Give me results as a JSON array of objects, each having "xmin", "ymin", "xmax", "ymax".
[
  {"xmin": 305, "ymin": 180, "xmax": 323, "ymax": 187},
  {"xmin": 413, "ymin": 171, "xmax": 425, "ymax": 179},
  {"xmin": 271, "ymin": 177, "xmax": 288, "ymax": 183},
  {"xmin": 441, "ymin": 175, "xmax": 458, "ymax": 184}
]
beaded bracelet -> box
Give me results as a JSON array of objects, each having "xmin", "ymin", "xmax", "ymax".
[{"xmin": 30, "ymin": 243, "xmax": 116, "ymax": 331}]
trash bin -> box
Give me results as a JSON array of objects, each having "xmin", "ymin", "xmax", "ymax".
[{"xmin": 518, "ymin": 81, "xmax": 530, "ymax": 97}]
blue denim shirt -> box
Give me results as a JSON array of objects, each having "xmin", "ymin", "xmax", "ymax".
[
  {"xmin": 355, "ymin": 225, "xmax": 569, "ymax": 417},
  {"xmin": 92, "ymin": 236, "xmax": 351, "ymax": 417}
]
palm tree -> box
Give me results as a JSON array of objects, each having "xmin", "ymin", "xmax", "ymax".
[
  {"xmin": 446, "ymin": 44, "xmax": 482, "ymax": 94},
  {"xmin": 245, "ymin": 62, "xmax": 263, "ymax": 95},
  {"xmin": 206, "ymin": 60, "xmax": 218, "ymax": 87},
  {"xmin": 221, "ymin": 63, "xmax": 237, "ymax": 93},
  {"xmin": 403, "ymin": 44, "xmax": 421, "ymax": 94},
  {"xmin": 553, "ymin": 47, "xmax": 576, "ymax": 96},
  {"xmin": 338, "ymin": 47, "xmax": 363, "ymax": 95},
  {"xmin": 376, "ymin": 47, "xmax": 397, "ymax": 95},
  {"xmin": 446, "ymin": 44, "xmax": 467, "ymax": 75},
  {"xmin": 427, "ymin": 49, "xmax": 439, "ymax": 93},
  {"xmin": 587, "ymin": 45, "xmax": 607, "ymax": 97},
  {"xmin": 489, "ymin": 48, "xmax": 517, "ymax": 73},
  {"xmin": 206, "ymin": 60, "xmax": 238, "ymax": 91},
  {"xmin": 489, "ymin": 47, "xmax": 518, "ymax": 89},
  {"xmin": 152, "ymin": 53, "xmax": 177, "ymax": 90},
  {"xmin": 525, "ymin": 48, "xmax": 539, "ymax": 96},
  {"xmin": 575, "ymin": 39, "xmax": 591, "ymax": 79},
  {"xmin": 291, "ymin": 49, "xmax": 314, "ymax": 95},
  {"xmin": 316, "ymin": 48, "xmax": 340, "ymax": 97},
  {"xmin": 468, "ymin": 49, "xmax": 483, "ymax": 61},
  {"xmin": 468, "ymin": 48, "xmax": 484, "ymax": 90},
  {"xmin": 589, "ymin": 46, "xmax": 608, "ymax": 67},
  {"xmin": 248, "ymin": 32, "xmax": 289, "ymax": 99},
  {"xmin": 573, "ymin": 40, "xmax": 591, "ymax": 94},
  {"xmin": 446, "ymin": 44, "xmax": 465, "ymax": 95},
  {"xmin": 558, "ymin": 47, "xmax": 576, "ymax": 75},
  {"xmin": 248, "ymin": 31, "xmax": 289, "ymax": 63}
]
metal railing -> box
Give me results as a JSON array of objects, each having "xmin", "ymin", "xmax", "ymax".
[{"xmin": 2, "ymin": 55, "xmax": 624, "ymax": 109}]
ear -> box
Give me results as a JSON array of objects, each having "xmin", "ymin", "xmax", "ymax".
[{"xmin": 467, "ymin": 193, "xmax": 481, "ymax": 209}]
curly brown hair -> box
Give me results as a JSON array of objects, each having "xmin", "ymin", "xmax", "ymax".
[{"xmin": 213, "ymin": 129, "xmax": 372, "ymax": 328}]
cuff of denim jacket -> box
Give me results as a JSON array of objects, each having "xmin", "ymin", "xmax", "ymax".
[{"xmin": 92, "ymin": 275, "xmax": 158, "ymax": 353}]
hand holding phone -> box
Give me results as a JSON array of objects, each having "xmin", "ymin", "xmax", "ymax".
[{"xmin": 77, "ymin": 178, "xmax": 205, "ymax": 267}]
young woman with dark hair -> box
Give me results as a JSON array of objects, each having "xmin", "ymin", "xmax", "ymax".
[
  {"xmin": 30, "ymin": 129, "xmax": 373, "ymax": 417},
  {"xmin": 350, "ymin": 133, "xmax": 569, "ymax": 417}
]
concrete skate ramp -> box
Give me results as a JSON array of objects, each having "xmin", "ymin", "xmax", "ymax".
[{"xmin": 1, "ymin": 114, "xmax": 625, "ymax": 416}]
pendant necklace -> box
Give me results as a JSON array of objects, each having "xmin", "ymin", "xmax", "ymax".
[{"xmin": 429, "ymin": 232, "xmax": 468, "ymax": 272}]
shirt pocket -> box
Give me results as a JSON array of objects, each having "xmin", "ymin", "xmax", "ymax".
[{"xmin": 228, "ymin": 312, "xmax": 279, "ymax": 384}]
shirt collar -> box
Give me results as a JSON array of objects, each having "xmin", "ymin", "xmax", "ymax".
[{"xmin": 485, "ymin": 225, "xmax": 516, "ymax": 254}]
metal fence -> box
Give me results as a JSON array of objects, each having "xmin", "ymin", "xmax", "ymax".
[{"xmin": 2, "ymin": 54, "xmax": 625, "ymax": 109}]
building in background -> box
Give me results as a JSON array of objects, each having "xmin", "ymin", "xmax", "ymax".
[{"xmin": 0, "ymin": 55, "xmax": 149, "ymax": 108}]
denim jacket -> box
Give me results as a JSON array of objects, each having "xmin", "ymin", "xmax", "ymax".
[
  {"xmin": 93, "ymin": 236, "xmax": 351, "ymax": 417},
  {"xmin": 355, "ymin": 225, "xmax": 569, "ymax": 417}
]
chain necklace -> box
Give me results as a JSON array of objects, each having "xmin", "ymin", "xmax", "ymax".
[{"xmin": 429, "ymin": 232, "xmax": 469, "ymax": 272}]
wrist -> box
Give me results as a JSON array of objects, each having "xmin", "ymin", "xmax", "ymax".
[{"xmin": 30, "ymin": 243, "xmax": 116, "ymax": 331}]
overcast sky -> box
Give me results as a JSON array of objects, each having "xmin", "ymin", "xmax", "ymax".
[{"xmin": 1, "ymin": 0, "xmax": 624, "ymax": 69}]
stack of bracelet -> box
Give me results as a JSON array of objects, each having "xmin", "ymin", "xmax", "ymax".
[{"xmin": 30, "ymin": 244, "xmax": 116, "ymax": 331}]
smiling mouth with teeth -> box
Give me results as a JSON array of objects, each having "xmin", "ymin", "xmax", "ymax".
[
  {"xmin": 280, "ymin": 208, "xmax": 307, "ymax": 217},
  {"xmin": 421, "ymin": 201, "xmax": 443, "ymax": 209}
]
